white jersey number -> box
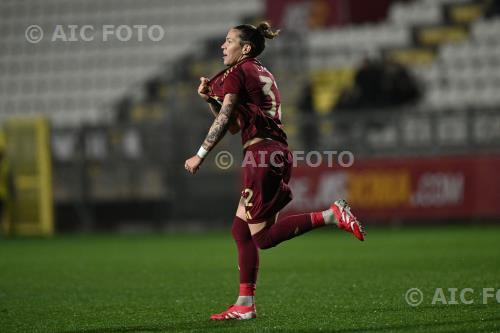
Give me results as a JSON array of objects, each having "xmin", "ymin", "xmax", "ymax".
[{"xmin": 259, "ymin": 75, "xmax": 278, "ymax": 118}]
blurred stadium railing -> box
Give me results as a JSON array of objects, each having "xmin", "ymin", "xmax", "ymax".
[{"xmin": 1, "ymin": 0, "xmax": 499, "ymax": 234}]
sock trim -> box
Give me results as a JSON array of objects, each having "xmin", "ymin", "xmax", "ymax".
[
  {"xmin": 311, "ymin": 212, "xmax": 325, "ymax": 227},
  {"xmin": 239, "ymin": 283, "xmax": 256, "ymax": 296}
]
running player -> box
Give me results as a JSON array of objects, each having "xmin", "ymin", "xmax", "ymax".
[{"xmin": 184, "ymin": 22, "xmax": 365, "ymax": 321}]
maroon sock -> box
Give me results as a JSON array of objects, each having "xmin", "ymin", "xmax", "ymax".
[
  {"xmin": 231, "ymin": 216, "xmax": 259, "ymax": 284},
  {"xmin": 252, "ymin": 213, "xmax": 325, "ymax": 249}
]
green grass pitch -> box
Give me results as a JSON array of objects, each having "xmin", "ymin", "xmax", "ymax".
[{"xmin": 1, "ymin": 225, "xmax": 500, "ymax": 332}]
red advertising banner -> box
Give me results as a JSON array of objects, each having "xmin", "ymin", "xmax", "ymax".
[
  {"xmin": 284, "ymin": 155, "xmax": 500, "ymax": 220},
  {"xmin": 266, "ymin": 0, "xmax": 348, "ymax": 29},
  {"xmin": 266, "ymin": 0, "xmax": 393, "ymax": 30}
]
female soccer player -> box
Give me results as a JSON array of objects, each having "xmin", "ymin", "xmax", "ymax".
[{"xmin": 184, "ymin": 22, "xmax": 365, "ymax": 321}]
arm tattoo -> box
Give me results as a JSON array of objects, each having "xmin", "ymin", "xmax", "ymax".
[{"xmin": 201, "ymin": 94, "xmax": 237, "ymax": 151}]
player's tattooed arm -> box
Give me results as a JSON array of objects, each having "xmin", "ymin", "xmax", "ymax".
[
  {"xmin": 201, "ymin": 93, "xmax": 237, "ymax": 151},
  {"xmin": 206, "ymin": 97, "xmax": 222, "ymax": 118}
]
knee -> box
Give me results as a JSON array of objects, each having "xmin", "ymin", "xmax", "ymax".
[
  {"xmin": 254, "ymin": 241, "xmax": 274, "ymax": 250},
  {"xmin": 231, "ymin": 216, "xmax": 251, "ymax": 241},
  {"xmin": 252, "ymin": 229, "xmax": 275, "ymax": 250}
]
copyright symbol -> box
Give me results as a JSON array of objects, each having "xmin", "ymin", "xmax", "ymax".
[
  {"xmin": 25, "ymin": 25, "xmax": 44, "ymax": 43},
  {"xmin": 215, "ymin": 151, "xmax": 233, "ymax": 170},
  {"xmin": 405, "ymin": 288, "xmax": 423, "ymax": 307}
]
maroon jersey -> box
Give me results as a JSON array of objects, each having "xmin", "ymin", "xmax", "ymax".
[{"xmin": 209, "ymin": 58, "xmax": 288, "ymax": 146}]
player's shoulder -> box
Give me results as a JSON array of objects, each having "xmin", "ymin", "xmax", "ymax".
[
  {"xmin": 223, "ymin": 58, "xmax": 270, "ymax": 83},
  {"xmin": 239, "ymin": 58, "xmax": 264, "ymax": 72},
  {"xmin": 240, "ymin": 59, "xmax": 276, "ymax": 82},
  {"xmin": 222, "ymin": 60, "xmax": 249, "ymax": 81}
]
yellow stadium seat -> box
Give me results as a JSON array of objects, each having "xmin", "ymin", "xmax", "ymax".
[
  {"xmin": 311, "ymin": 68, "xmax": 355, "ymax": 113},
  {"xmin": 417, "ymin": 26, "xmax": 468, "ymax": 46},
  {"xmin": 449, "ymin": 4, "xmax": 484, "ymax": 24},
  {"xmin": 387, "ymin": 48, "xmax": 436, "ymax": 66}
]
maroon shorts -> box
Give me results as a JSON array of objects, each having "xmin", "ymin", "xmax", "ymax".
[{"xmin": 241, "ymin": 139, "xmax": 293, "ymax": 223}]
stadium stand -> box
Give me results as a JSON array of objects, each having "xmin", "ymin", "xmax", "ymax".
[
  {"xmin": 0, "ymin": 0, "xmax": 263, "ymax": 126},
  {"xmin": 305, "ymin": 0, "xmax": 500, "ymax": 114},
  {"xmin": 424, "ymin": 17, "xmax": 500, "ymax": 109},
  {"xmin": 2, "ymin": 0, "xmax": 497, "ymax": 128}
]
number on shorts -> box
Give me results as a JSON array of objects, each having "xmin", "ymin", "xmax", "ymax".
[{"xmin": 243, "ymin": 188, "xmax": 254, "ymax": 220}]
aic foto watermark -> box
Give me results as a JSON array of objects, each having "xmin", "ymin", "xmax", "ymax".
[
  {"xmin": 405, "ymin": 287, "xmax": 500, "ymax": 307},
  {"xmin": 25, "ymin": 24, "xmax": 165, "ymax": 44},
  {"xmin": 214, "ymin": 150, "xmax": 354, "ymax": 170}
]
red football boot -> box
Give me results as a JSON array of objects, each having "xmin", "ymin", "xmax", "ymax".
[
  {"xmin": 210, "ymin": 304, "xmax": 256, "ymax": 320},
  {"xmin": 331, "ymin": 200, "xmax": 365, "ymax": 241}
]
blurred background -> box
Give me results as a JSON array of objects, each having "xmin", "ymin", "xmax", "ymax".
[{"xmin": 1, "ymin": 0, "xmax": 500, "ymax": 236}]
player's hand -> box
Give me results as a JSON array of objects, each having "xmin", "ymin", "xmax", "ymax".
[
  {"xmin": 184, "ymin": 155, "xmax": 204, "ymax": 174},
  {"xmin": 197, "ymin": 77, "xmax": 211, "ymax": 101}
]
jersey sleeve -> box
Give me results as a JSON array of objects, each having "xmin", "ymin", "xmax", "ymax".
[{"xmin": 223, "ymin": 68, "xmax": 244, "ymax": 95}]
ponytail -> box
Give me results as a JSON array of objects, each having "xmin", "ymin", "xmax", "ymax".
[{"xmin": 256, "ymin": 21, "xmax": 280, "ymax": 39}]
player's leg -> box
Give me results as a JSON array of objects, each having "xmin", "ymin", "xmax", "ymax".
[
  {"xmin": 248, "ymin": 199, "xmax": 365, "ymax": 249},
  {"xmin": 248, "ymin": 211, "xmax": 322, "ymax": 249},
  {"xmin": 210, "ymin": 199, "xmax": 258, "ymax": 321},
  {"xmin": 211, "ymin": 201, "xmax": 365, "ymax": 321},
  {"xmin": 233, "ymin": 198, "xmax": 258, "ymax": 306},
  {"xmin": 243, "ymin": 141, "xmax": 364, "ymax": 248}
]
